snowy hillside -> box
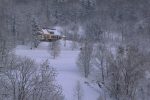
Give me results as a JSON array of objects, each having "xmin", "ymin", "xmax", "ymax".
[{"xmin": 15, "ymin": 40, "xmax": 99, "ymax": 100}]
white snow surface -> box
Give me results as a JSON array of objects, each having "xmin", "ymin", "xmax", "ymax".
[{"xmin": 15, "ymin": 40, "xmax": 99, "ymax": 100}]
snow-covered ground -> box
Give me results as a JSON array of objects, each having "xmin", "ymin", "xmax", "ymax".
[{"xmin": 15, "ymin": 40, "xmax": 99, "ymax": 100}]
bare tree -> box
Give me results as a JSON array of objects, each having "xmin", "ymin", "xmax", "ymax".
[
  {"xmin": 77, "ymin": 39, "xmax": 93, "ymax": 78},
  {"xmin": 92, "ymin": 42, "xmax": 108, "ymax": 84},
  {"xmin": 50, "ymin": 41, "xmax": 61, "ymax": 59},
  {"xmin": 31, "ymin": 60, "xmax": 64, "ymax": 100},
  {"xmin": 106, "ymin": 45, "xmax": 147, "ymax": 100},
  {"xmin": 73, "ymin": 81, "xmax": 83, "ymax": 100},
  {"xmin": 0, "ymin": 55, "xmax": 64, "ymax": 100},
  {"xmin": 70, "ymin": 24, "xmax": 79, "ymax": 50},
  {"xmin": 0, "ymin": 54, "xmax": 36, "ymax": 100}
]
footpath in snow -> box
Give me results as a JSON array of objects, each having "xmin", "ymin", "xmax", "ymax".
[{"xmin": 15, "ymin": 40, "xmax": 99, "ymax": 100}]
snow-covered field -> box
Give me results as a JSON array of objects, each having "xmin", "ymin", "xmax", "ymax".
[{"xmin": 15, "ymin": 40, "xmax": 99, "ymax": 100}]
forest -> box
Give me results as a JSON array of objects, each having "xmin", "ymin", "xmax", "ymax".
[{"xmin": 0, "ymin": 0, "xmax": 150, "ymax": 100}]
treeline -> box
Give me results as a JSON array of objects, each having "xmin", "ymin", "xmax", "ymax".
[
  {"xmin": 1, "ymin": 0, "xmax": 150, "ymax": 44},
  {"xmin": 1, "ymin": 0, "xmax": 150, "ymax": 45}
]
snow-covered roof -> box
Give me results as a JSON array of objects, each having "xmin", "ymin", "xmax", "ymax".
[
  {"xmin": 42, "ymin": 29, "xmax": 50, "ymax": 34},
  {"xmin": 41, "ymin": 28, "xmax": 61, "ymax": 35}
]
